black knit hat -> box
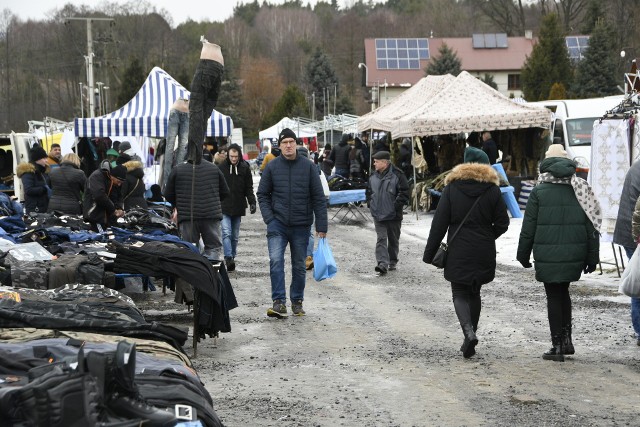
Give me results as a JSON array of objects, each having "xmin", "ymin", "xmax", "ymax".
[
  {"xmin": 29, "ymin": 145, "xmax": 48, "ymax": 162},
  {"xmin": 110, "ymin": 165, "xmax": 127, "ymax": 181},
  {"xmin": 278, "ymin": 128, "xmax": 297, "ymax": 144}
]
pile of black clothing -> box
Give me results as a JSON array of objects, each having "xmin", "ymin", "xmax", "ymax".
[{"xmin": 327, "ymin": 175, "xmax": 368, "ymax": 191}]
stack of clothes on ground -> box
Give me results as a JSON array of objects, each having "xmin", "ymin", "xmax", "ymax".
[{"xmin": 0, "ymin": 205, "xmax": 236, "ymax": 426}]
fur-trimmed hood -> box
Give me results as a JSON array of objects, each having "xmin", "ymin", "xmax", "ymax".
[
  {"xmin": 444, "ymin": 163, "xmax": 499, "ymax": 186},
  {"xmin": 16, "ymin": 162, "xmax": 49, "ymax": 178},
  {"xmin": 123, "ymin": 160, "xmax": 144, "ymax": 172}
]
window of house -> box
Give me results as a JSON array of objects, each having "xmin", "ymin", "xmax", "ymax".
[{"xmin": 508, "ymin": 74, "xmax": 521, "ymax": 90}]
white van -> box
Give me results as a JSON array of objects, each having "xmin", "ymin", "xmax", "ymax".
[
  {"xmin": 0, "ymin": 132, "xmax": 42, "ymax": 201},
  {"xmin": 528, "ymin": 95, "xmax": 624, "ymax": 171}
]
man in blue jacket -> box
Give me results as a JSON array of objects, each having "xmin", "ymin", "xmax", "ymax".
[{"xmin": 257, "ymin": 128, "xmax": 328, "ymax": 318}]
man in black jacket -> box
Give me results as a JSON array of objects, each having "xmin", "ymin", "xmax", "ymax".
[
  {"xmin": 366, "ymin": 151, "xmax": 410, "ymax": 275},
  {"xmin": 83, "ymin": 164, "xmax": 126, "ymax": 231},
  {"xmin": 164, "ymin": 158, "xmax": 230, "ymax": 261},
  {"xmin": 329, "ymin": 133, "xmax": 352, "ymax": 178},
  {"xmin": 220, "ymin": 143, "xmax": 256, "ymax": 271}
]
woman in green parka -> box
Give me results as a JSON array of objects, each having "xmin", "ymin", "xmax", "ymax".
[{"xmin": 517, "ymin": 144, "xmax": 601, "ymax": 362}]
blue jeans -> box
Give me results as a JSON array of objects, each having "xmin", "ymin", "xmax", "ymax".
[
  {"xmin": 222, "ymin": 214, "xmax": 241, "ymax": 258},
  {"xmin": 163, "ymin": 109, "xmax": 189, "ymax": 191},
  {"xmin": 180, "ymin": 218, "xmax": 222, "ymax": 262},
  {"xmin": 335, "ymin": 168, "xmax": 350, "ymax": 178},
  {"xmin": 266, "ymin": 219, "xmax": 310, "ymax": 302},
  {"xmin": 187, "ymin": 60, "xmax": 223, "ymax": 163},
  {"xmin": 624, "ymin": 246, "xmax": 640, "ymax": 338},
  {"xmin": 306, "ymin": 230, "xmax": 314, "ymax": 257}
]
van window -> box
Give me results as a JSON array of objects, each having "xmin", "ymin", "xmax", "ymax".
[{"xmin": 566, "ymin": 117, "xmax": 596, "ymax": 147}]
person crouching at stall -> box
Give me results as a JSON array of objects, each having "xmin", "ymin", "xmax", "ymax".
[
  {"xmin": 83, "ymin": 164, "xmax": 126, "ymax": 232},
  {"xmin": 48, "ymin": 153, "xmax": 86, "ymax": 215},
  {"xmin": 517, "ymin": 144, "xmax": 601, "ymax": 362},
  {"xmin": 423, "ymin": 147, "xmax": 509, "ymax": 358},
  {"xmin": 17, "ymin": 145, "xmax": 51, "ymax": 214},
  {"xmin": 122, "ymin": 159, "xmax": 148, "ymax": 210}
]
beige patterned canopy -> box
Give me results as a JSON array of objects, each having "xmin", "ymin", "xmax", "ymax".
[
  {"xmin": 357, "ymin": 75, "xmax": 455, "ymax": 132},
  {"xmin": 391, "ymin": 71, "xmax": 552, "ymax": 138}
]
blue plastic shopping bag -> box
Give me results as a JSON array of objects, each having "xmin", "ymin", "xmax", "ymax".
[{"xmin": 313, "ymin": 237, "xmax": 337, "ymax": 281}]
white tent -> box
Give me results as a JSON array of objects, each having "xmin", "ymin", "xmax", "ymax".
[
  {"xmin": 392, "ymin": 71, "xmax": 552, "ymax": 137},
  {"xmin": 259, "ymin": 117, "xmax": 317, "ymax": 140},
  {"xmin": 74, "ymin": 67, "xmax": 233, "ymax": 138},
  {"xmin": 357, "ymin": 74, "xmax": 455, "ymax": 132}
]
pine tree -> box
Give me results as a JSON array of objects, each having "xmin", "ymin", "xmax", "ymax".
[
  {"xmin": 263, "ymin": 85, "xmax": 309, "ymax": 128},
  {"xmin": 548, "ymin": 82, "xmax": 567, "ymax": 99},
  {"xmin": 481, "ymin": 74, "xmax": 498, "ymax": 90},
  {"xmin": 521, "ymin": 13, "xmax": 573, "ymax": 101},
  {"xmin": 305, "ymin": 48, "xmax": 339, "ymax": 117},
  {"xmin": 572, "ymin": 20, "xmax": 619, "ymax": 98},
  {"xmin": 425, "ymin": 43, "xmax": 462, "ymax": 76},
  {"xmin": 117, "ymin": 58, "xmax": 146, "ymax": 107}
]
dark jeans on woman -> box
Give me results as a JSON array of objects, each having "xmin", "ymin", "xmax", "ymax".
[
  {"xmin": 451, "ymin": 282, "xmax": 482, "ymax": 332},
  {"xmin": 543, "ymin": 282, "xmax": 571, "ymax": 338},
  {"xmin": 187, "ymin": 60, "xmax": 224, "ymax": 163}
]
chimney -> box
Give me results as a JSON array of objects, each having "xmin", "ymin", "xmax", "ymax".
[{"xmin": 525, "ymin": 30, "xmax": 533, "ymax": 40}]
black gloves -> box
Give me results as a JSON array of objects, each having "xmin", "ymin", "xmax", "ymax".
[
  {"xmin": 250, "ymin": 204, "xmax": 257, "ymax": 214},
  {"xmin": 583, "ymin": 264, "xmax": 597, "ymax": 274},
  {"xmin": 519, "ymin": 259, "xmax": 532, "ymax": 268}
]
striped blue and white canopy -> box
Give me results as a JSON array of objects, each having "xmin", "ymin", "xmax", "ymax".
[{"xmin": 74, "ymin": 66, "xmax": 233, "ymax": 138}]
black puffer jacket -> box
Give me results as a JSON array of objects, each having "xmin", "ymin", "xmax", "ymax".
[
  {"xmin": 122, "ymin": 160, "xmax": 147, "ymax": 210},
  {"xmin": 48, "ymin": 162, "xmax": 86, "ymax": 215},
  {"xmin": 220, "ymin": 145, "xmax": 256, "ymax": 217},
  {"xmin": 366, "ymin": 164, "xmax": 410, "ymax": 221},
  {"xmin": 329, "ymin": 140, "xmax": 351, "ymax": 170},
  {"xmin": 17, "ymin": 162, "xmax": 50, "ymax": 214},
  {"xmin": 83, "ymin": 169, "xmax": 122, "ymax": 226},
  {"xmin": 164, "ymin": 161, "xmax": 229, "ymax": 223},
  {"xmin": 423, "ymin": 163, "xmax": 510, "ymax": 285}
]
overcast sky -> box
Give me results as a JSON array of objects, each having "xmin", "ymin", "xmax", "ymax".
[{"xmin": 2, "ymin": 0, "xmax": 382, "ymax": 26}]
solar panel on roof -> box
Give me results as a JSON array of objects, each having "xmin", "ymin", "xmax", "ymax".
[
  {"xmin": 496, "ymin": 33, "xmax": 508, "ymax": 48},
  {"xmin": 485, "ymin": 33, "xmax": 497, "ymax": 48},
  {"xmin": 375, "ymin": 38, "xmax": 430, "ymax": 69},
  {"xmin": 565, "ymin": 36, "xmax": 590, "ymax": 60}
]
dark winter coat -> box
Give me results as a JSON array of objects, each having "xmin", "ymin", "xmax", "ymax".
[
  {"xmin": 164, "ymin": 161, "xmax": 229, "ymax": 223},
  {"xmin": 423, "ymin": 163, "xmax": 509, "ymax": 285},
  {"xmin": 83, "ymin": 169, "xmax": 122, "ymax": 226},
  {"xmin": 220, "ymin": 151, "xmax": 256, "ymax": 217},
  {"xmin": 17, "ymin": 162, "xmax": 50, "ymax": 214},
  {"xmin": 482, "ymin": 138, "xmax": 498, "ymax": 165},
  {"xmin": 48, "ymin": 162, "xmax": 86, "ymax": 215},
  {"xmin": 121, "ymin": 160, "xmax": 148, "ymax": 210},
  {"xmin": 517, "ymin": 157, "xmax": 599, "ymax": 283},
  {"xmin": 614, "ymin": 159, "xmax": 640, "ymax": 249},
  {"xmin": 257, "ymin": 154, "xmax": 328, "ymax": 232},
  {"xmin": 366, "ymin": 164, "xmax": 410, "ymax": 221},
  {"xmin": 329, "ymin": 140, "xmax": 351, "ymax": 171}
]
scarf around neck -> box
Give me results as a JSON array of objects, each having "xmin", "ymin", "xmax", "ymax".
[{"xmin": 538, "ymin": 172, "xmax": 602, "ymax": 233}]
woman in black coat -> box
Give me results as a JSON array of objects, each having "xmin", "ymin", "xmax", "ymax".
[
  {"xmin": 423, "ymin": 147, "xmax": 510, "ymax": 358},
  {"xmin": 121, "ymin": 160, "xmax": 148, "ymax": 210},
  {"xmin": 48, "ymin": 153, "xmax": 86, "ymax": 215},
  {"xmin": 17, "ymin": 145, "xmax": 51, "ymax": 214}
]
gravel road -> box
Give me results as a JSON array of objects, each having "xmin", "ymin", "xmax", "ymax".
[{"xmin": 138, "ymin": 201, "xmax": 640, "ymax": 427}]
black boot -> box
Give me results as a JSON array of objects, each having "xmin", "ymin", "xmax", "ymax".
[
  {"xmin": 562, "ymin": 325, "xmax": 574, "ymax": 355},
  {"xmin": 461, "ymin": 324, "xmax": 478, "ymax": 358},
  {"xmin": 542, "ymin": 335, "xmax": 565, "ymax": 362}
]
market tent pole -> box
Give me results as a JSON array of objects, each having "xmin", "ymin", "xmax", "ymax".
[{"xmin": 413, "ymin": 136, "xmax": 418, "ymax": 220}]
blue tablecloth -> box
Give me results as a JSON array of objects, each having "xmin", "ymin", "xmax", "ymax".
[{"xmin": 328, "ymin": 190, "xmax": 366, "ymax": 205}]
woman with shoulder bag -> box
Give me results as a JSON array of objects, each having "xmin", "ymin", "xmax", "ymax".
[
  {"xmin": 48, "ymin": 153, "xmax": 86, "ymax": 215},
  {"xmin": 423, "ymin": 147, "xmax": 509, "ymax": 358}
]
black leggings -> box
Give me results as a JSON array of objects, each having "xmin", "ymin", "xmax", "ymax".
[
  {"xmin": 543, "ymin": 282, "xmax": 571, "ymax": 337},
  {"xmin": 451, "ymin": 282, "xmax": 482, "ymax": 332}
]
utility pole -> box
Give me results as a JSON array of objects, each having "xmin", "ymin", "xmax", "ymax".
[{"xmin": 66, "ymin": 17, "xmax": 114, "ymax": 118}]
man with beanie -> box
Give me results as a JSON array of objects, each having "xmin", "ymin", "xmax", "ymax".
[
  {"xmin": 17, "ymin": 145, "xmax": 51, "ymax": 214},
  {"xmin": 329, "ymin": 133, "xmax": 352, "ymax": 178},
  {"xmin": 257, "ymin": 128, "xmax": 328, "ymax": 318},
  {"xmin": 366, "ymin": 150, "xmax": 410, "ymax": 275},
  {"xmin": 83, "ymin": 164, "xmax": 126, "ymax": 231},
  {"xmin": 164, "ymin": 150, "xmax": 230, "ymax": 261},
  {"xmin": 220, "ymin": 143, "xmax": 256, "ymax": 271}
]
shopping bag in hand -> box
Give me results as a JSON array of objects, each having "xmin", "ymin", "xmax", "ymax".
[
  {"xmin": 619, "ymin": 246, "xmax": 640, "ymax": 297},
  {"xmin": 313, "ymin": 237, "xmax": 337, "ymax": 282}
]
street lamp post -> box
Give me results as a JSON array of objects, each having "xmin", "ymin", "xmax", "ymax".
[
  {"xmin": 620, "ymin": 48, "xmax": 638, "ymax": 94},
  {"xmin": 79, "ymin": 82, "xmax": 84, "ymax": 118},
  {"xmin": 96, "ymin": 82, "xmax": 104, "ymax": 115},
  {"xmin": 103, "ymin": 86, "xmax": 109, "ymax": 113}
]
